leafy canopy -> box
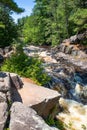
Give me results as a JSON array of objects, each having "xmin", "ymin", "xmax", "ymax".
[
  {"xmin": 0, "ymin": 0, "xmax": 24, "ymax": 13},
  {"xmin": 18, "ymin": 0, "xmax": 87, "ymax": 46}
]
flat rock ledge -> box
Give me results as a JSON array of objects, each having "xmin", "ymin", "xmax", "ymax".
[{"xmin": 13, "ymin": 81, "xmax": 61, "ymax": 118}]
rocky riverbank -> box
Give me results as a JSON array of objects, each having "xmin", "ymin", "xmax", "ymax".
[
  {"xmin": 23, "ymin": 42, "xmax": 87, "ymax": 130},
  {"xmin": 0, "ymin": 41, "xmax": 87, "ymax": 130}
]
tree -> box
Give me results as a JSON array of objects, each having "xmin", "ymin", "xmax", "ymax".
[
  {"xmin": 0, "ymin": 5, "xmax": 18, "ymax": 47},
  {"xmin": 69, "ymin": 0, "xmax": 87, "ymax": 34},
  {"xmin": 0, "ymin": 0, "xmax": 24, "ymax": 13},
  {"xmin": 0, "ymin": 0, "xmax": 24, "ymax": 47}
]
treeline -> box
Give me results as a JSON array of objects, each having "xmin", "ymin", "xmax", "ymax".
[
  {"xmin": 0, "ymin": 0, "xmax": 87, "ymax": 47},
  {"xmin": 0, "ymin": 0, "xmax": 24, "ymax": 48},
  {"xmin": 18, "ymin": 0, "xmax": 87, "ymax": 46}
]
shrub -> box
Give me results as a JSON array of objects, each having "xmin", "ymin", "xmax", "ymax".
[
  {"xmin": 45, "ymin": 117, "xmax": 66, "ymax": 130},
  {"xmin": 1, "ymin": 52, "xmax": 50, "ymax": 86}
]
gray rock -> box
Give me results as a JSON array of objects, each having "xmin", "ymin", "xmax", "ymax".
[
  {"xmin": 60, "ymin": 45, "xmax": 66, "ymax": 53},
  {"xmin": 0, "ymin": 102, "xmax": 8, "ymax": 130},
  {"xmin": 64, "ymin": 45, "xmax": 73, "ymax": 54},
  {"xmin": 0, "ymin": 48, "xmax": 4, "ymax": 55},
  {"xmin": 10, "ymin": 73, "xmax": 23, "ymax": 89},
  {"xmin": 0, "ymin": 92, "xmax": 6, "ymax": 102},
  {"xmin": 0, "ymin": 81, "xmax": 10, "ymax": 93},
  {"xmin": 71, "ymin": 50, "xmax": 78, "ymax": 56},
  {"xmin": 0, "ymin": 82, "xmax": 6, "ymax": 92},
  {"xmin": 6, "ymin": 91, "xmax": 11, "ymax": 102},
  {"xmin": 0, "ymin": 78, "xmax": 4, "ymax": 82},
  {"xmin": 0, "ymin": 73, "xmax": 11, "ymax": 93},
  {"xmin": 10, "ymin": 102, "xmax": 59, "ymax": 130},
  {"xmin": 4, "ymin": 46, "xmax": 12, "ymax": 54}
]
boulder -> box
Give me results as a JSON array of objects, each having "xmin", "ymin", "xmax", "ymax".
[
  {"xmin": 10, "ymin": 73, "xmax": 23, "ymax": 89},
  {"xmin": 10, "ymin": 102, "xmax": 59, "ymax": 130},
  {"xmin": 12, "ymin": 81, "xmax": 61, "ymax": 118},
  {"xmin": 0, "ymin": 102, "xmax": 8, "ymax": 130},
  {"xmin": 0, "ymin": 72, "xmax": 10, "ymax": 92}
]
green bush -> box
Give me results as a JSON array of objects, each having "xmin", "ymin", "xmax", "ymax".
[
  {"xmin": 1, "ymin": 52, "xmax": 50, "ymax": 86},
  {"xmin": 45, "ymin": 117, "xmax": 66, "ymax": 130}
]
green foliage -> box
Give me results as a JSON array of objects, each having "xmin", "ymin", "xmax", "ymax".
[
  {"xmin": 0, "ymin": 0, "xmax": 24, "ymax": 13},
  {"xmin": 45, "ymin": 116, "xmax": 55, "ymax": 126},
  {"xmin": 4, "ymin": 128, "xmax": 10, "ymax": 130},
  {"xmin": 18, "ymin": 0, "xmax": 87, "ymax": 46},
  {"xmin": 0, "ymin": 0, "xmax": 24, "ymax": 48},
  {"xmin": 0, "ymin": 4, "xmax": 18, "ymax": 48},
  {"xmin": 45, "ymin": 117, "xmax": 66, "ymax": 130},
  {"xmin": 81, "ymin": 124, "xmax": 87, "ymax": 130},
  {"xmin": 1, "ymin": 51, "xmax": 50, "ymax": 86},
  {"xmin": 69, "ymin": 8, "xmax": 87, "ymax": 33}
]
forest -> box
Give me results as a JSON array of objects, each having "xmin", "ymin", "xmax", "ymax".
[
  {"xmin": 18, "ymin": 0, "xmax": 87, "ymax": 46},
  {"xmin": 0, "ymin": 0, "xmax": 87, "ymax": 47}
]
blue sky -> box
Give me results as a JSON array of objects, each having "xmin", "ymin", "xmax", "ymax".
[{"xmin": 12, "ymin": 0, "xmax": 35, "ymax": 22}]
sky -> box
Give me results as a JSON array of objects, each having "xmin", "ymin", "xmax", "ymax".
[{"xmin": 12, "ymin": 0, "xmax": 35, "ymax": 22}]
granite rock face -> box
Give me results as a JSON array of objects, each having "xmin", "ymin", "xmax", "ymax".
[
  {"xmin": 10, "ymin": 102, "xmax": 59, "ymax": 130},
  {"xmin": 0, "ymin": 102, "xmax": 8, "ymax": 130}
]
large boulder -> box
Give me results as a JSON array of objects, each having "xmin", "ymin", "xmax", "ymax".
[
  {"xmin": 12, "ymin": 81, "xmax": 61, "ymax": 118},
  {"xmin": 0, "ymin": 102, "xmax": 8, "ymax": 130},
  {"xmin": 10, "ymin": 102, "xmax": 59, "ymax": 130}
]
